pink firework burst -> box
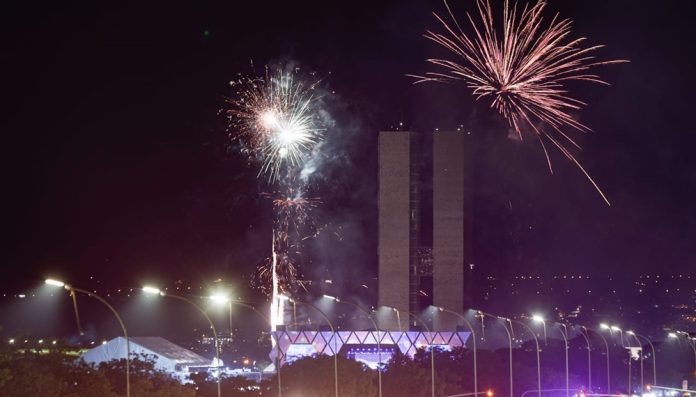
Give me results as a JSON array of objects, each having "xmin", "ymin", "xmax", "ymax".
[{"xmin": 412, "ymin": 0, "xmax": 627, "ymax": 205}]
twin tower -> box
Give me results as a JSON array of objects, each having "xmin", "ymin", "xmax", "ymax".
[{"xmin": 378, "ymin": 130, "xmax": 473, "ymax": 331}]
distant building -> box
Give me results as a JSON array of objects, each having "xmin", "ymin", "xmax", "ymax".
[
  {"xmin": 270, "ymin": 330, "xmax": 470, "ymax": 369},
  {"xmin": 80, "ymin": 336, "xmax": 216, "ymax": 382},
  {"xmin": 378, "ymin": 130, "xmax": 473, "ymax": 331}
]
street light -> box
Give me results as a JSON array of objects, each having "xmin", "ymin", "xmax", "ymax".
[
  {"xmin": 324, "ymin": 295, "xmax": 382, "ymax": 397},
  {"xmin": 143, "ymin": 286, "xmax": 221, "ymax": 397},
  {"xmin": 209, "ymin": 293, "xmax": 234, "ymax": 338},
  {"xmin": 45, "ymin": 279, "xmax": 65, "ymax": 287},
  {"xmin": 601, "ymin": 324, "xmax": 631, "ymax": 394},
  {"xmin": 557, "ymin": 323, "xmax": 570, "ymax": 397},
  {"xmin": 280, "ymin": 295, "xmax": 338, "ymax": 397},
  {"xmin": 533, "ymin": 317, "xmax": 569, "ymax": 397},
  {"xmin": 434, "ymin": 306, "xmax": 478, "ymax": 397},
  {"xmin": 532, "ymin": 314, "xmax": 547, "ymax": 343},
  {"xmin": 509, "ymin": 318, "xmax": 541, "ymax": 397},
  {"xmin": 667, "ymin": 330, "xmax": 696, "ymax": 381},
  {"xmin": 46, "ymin": 279, "xmax": 130, "ymax": 397},
  {"xmin": 478, "ymin": 311, "xmax": 513, "ymax": 397},
  {"xmin": 385, "ymin": 306, "xmax": 402, "ymax": 332},
  {"xmin": 583, "ymin": 326, "xmax": 611, "ymax": 394},
  {"xmin": 208, "ymin": 294, "xmax": 280, "ymax": 397},
  {"xmin": 406, "ymin": 310, "xmax": 435, "ymax": 397},
  {"xmin": 577, "ymin": 326, "xmax": 592, "ymax": 391},
  {"xmin": 626, "ymin": 331, "xmax": 644, "ymax": 392}
]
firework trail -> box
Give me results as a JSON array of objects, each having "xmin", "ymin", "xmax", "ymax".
[
  {"xmin": 411, "ymin": 0, "xmax": 627, "ymax": 205},
  {"xmin": 226, "ymin": 66, "xmax": 326, "ymax": 330},
  {"xmin": 253, "ymin": 185, "xmax": 321, "ymax": 296}
]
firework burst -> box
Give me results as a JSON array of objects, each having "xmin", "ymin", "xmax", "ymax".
[
  {"xmin": 412, "ymin": 0, "xmax": 627, "ymax": 204},
  {"xmin": 226, "ymin": 68, "xmax": 324, "ymax": 182}
]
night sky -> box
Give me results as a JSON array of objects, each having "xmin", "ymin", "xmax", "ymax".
[{"xmin": 3, "ymin": 0, "xmax": 696, "ymax": 297}]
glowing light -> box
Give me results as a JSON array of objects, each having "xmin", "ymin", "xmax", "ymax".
[
  {"xmin": 45, "ymin": 279, "xmax": 65, "ymax": 288},
  {"xmin": 8, "ymin": 339, "xmax": 14, "ymax": 344},
  {"xmin": 611, "ymin": 325, "xmax": 621, "ymax": 332},
  {"xmin": 627, "ymin": 330, "xmax": 635, "ymax": 335},
  {"xmin": 532, "ymin": 314, "xmax": 545, "ymax": 323},
  {"xmin": 209, "ymin": 294, "xmax": 230, "ymax": 304},
  {"xmin": 142, "ymin": 286, "xmax": 162, "ymax": 295},
  {"xmin": 487, "ymin": 390, "xmax": 494, "ymax": 397},
  {"xmin": 600, "ymin": 323, "xmax": 610, "ymax": 330},
  {"xmin": 668, "ymin": 332, "xmax": 678, "ymax": 339},
  {"xmin": 412, "ymin": 0, "xmax": 627, "ymax": 205},
  {"xmin": 323, "ymin": 295, "xmax": 337, "ymax": 301}
]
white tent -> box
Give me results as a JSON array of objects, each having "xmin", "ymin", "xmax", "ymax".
[{"xmin": 80, "ymin": 336, "xmax": 215, "ymax": 381}]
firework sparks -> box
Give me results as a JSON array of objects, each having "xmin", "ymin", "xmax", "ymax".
[
  {"xmin": 412, "ymin": 0, "xmax": 627, "ymax": 204},
  {"xmin": 226, "ymin": 66, "xmax": 328, "ymax": 330},
  {"xmin": 253, "ymin": 185, "xmax": 320, "ymax": 294},
  {"xmin": 226, "ymin": 68, "xmax": 324, "ymax": 182}
]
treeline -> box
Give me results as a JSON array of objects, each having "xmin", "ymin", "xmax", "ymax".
[{"xmin": 0, "ymin": 343, "xmax": 583, "ymax": 397}]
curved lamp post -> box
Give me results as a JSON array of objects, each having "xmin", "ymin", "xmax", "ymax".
[
  {"xmin": 478, "ymin": 311, "xmax": 513, "ymax": 397},
  {"xmin": 628, "ymin": 332, "xmax": 655, "ymax": 386},
  {"xmin": 408, "ymin": 310, "xmax": 436, "ymax": 397},
  {"xmin": 627, "ymin": 331, "xmax": 647, "ymax": 391},
  {"xmin": 209, "ymin": 295, "xmax": 280, "ymax": 397},
  {"xmin": 668, "ymin": 332, "xmax": 696, "ymax": 384},
  {"xmin": 577, "ymin": 326, "xmax": 592, "ymax": 391},
  {"xmin": 46, "ymin": 279, "xmax": 131, "ymax": 397},
  {"xmin": 434, "ymin": 306, "xmax": 478, "ymax": 397},
  {"xmin": 559, "ymin": 324, "xmax": 570, "ymax": 397},
  {"xmin": 281, "ymin": 295, "xmax": 338, "ymax": 397},
  {"xmin": 143, "ymin": 286, "xmax": 221, "ymax": 397},
  {"xmin": 509, "ymin": 318, "xmax": 541, "ymax": 397},
  {"xmin": 324, "ymin": 295, "xmax": 382, "ymax": 397},
  {"xmin": 584, "ymin": 327, "xmax": 610, "ymax": 394}
]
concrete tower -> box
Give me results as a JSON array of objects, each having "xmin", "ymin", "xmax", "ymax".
[
  {"xmin": 432, "ymin": 131, "xmax": 468, "ymax": 330},
  {"xmin": 377, "ymin": 131, "xmax": 411, "ymax": 329}
]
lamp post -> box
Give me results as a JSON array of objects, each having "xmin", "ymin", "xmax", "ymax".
[
  {"xmin": 209, "ymin": 295, "xmax": 280, "ymax": 397},
  {"xmin": 325, "ymin": 295, "xmax": 382, "ymax": 397},
  {"xmin": 555, "ymin": 323, "xmax": 570, "ymax": 397},
  {"xmin": 626, "ymin": 331, "xmax": 645, "ymax": 392},
  {"xmin": 532, "ymin": 314, "xmax": 547, "ymax": 344},
  {"xmin": 577, "ymin": 326, "xmax": 592, "ymax": 391},
  {"xmin": 582, "ymin": 326, "xmax": 611, "ymax": 394},
  {"xmin": 46, "ymin": 279, "xmax": 130, "ymax": 397},
  {"xmin": 629, "ymin": 332, "xmax": 655, "ymax": 386},
  {"xmin": 586, "ymin": 327, "xmax": 611, "ymax": 393},
  {"xmin": 603, "ymin": 324, "xmax": 632, "ymax": 395},
  {"xmin": 406, "ymin": 310, "xmax": 435, "ymax": 397},
  {"xmin": 434, "ymin": 306, "xmax": 478, "ymax": 397},
  {"xmin": 511, "ymin": 318, "xmax": 541, "ymax": 397},
  {"xmin": 281, "ymin": 296, "xmax": 339, "ymax": 397},
  {"xmin": 143, "ymin": 286, "xmax": 221, "ymax": 397},
  {"xmin": 668, "ymin": 331, "xmax": 696, "ymax": 382},
  {"xmin": 478, "ymin": 311, "xmax": 513, "ymax": 397}
]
